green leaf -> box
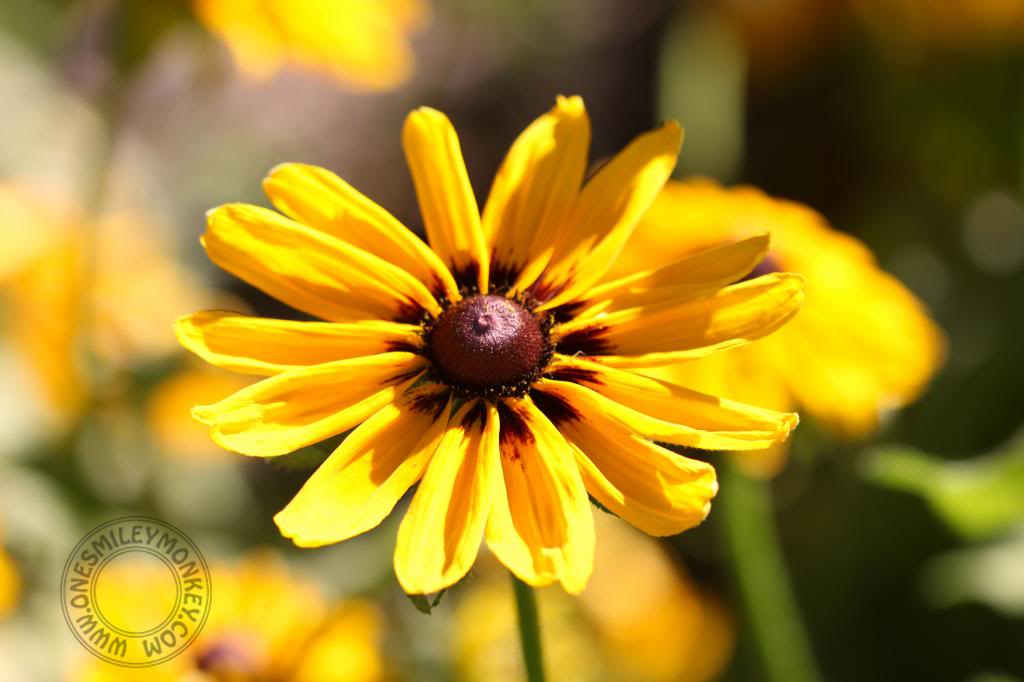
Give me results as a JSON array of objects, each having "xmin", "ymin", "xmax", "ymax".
[
  {"xmin": 920, "ymin": 529, "xmax": 1024, "ymax": 617},
  {"xmin": 863, "ymin": 429, "xmax": 1024, "ymax": 540}
]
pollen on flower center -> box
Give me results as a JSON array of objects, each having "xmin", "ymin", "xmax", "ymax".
[{"xmin": 428, "ymin": 294, "xmax": 548, "ymax": 393}]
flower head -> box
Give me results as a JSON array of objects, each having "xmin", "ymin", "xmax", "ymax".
[
  {"xmin": 615, "ymin": 179, "xmax": 944, "ymax": 475},
  {"xmin": 71, "ymin": 553, "xmax": 384, "ymax": 681},
  {"xmin": 193, "ymin": 0, "xmax": 428, "ymax": 90},
  {"xmin": 177, "ymin": 97, "xmax": 804, "ymax": 594}
]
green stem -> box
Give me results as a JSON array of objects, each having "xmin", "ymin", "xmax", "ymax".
[
  {"xmin": 510, "ymin": 573, "xmax": 546, "ymax": 682},
  {"xmin": 719, "ymin": 461, "xmax": 822, "ymax": 682}
]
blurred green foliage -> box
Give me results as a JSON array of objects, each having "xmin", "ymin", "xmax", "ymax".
[{"xmin": 865, "ymin": 430, "xmax": 1024, "ymax": 540}]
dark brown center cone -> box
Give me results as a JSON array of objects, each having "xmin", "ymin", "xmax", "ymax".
[{"xmin": 429, "ymin": 294, "xmax": 546, "ymax": 389}]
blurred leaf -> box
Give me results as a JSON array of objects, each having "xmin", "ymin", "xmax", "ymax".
[
  {"xmin": 104, "ymin": 0, "xmax": 192, "ymax": 81},
  {"xmin": 920, "ymin": 529, "xmax": 1024, "ymax": 617},
  {"xmin": 863, "ymin": 430, "xmax": 1024, "ymax": 540},
  {"xmin": 658, "ymin": 6, "xmax": 746, "ymax": 181},
  {"xmin": 968, "ymin": 673, "xmax": 1023, "ymax": 682}
]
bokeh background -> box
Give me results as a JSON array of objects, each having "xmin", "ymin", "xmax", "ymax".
[{"xmin": 1, "ymin": 0, "xmax": 1023, "ymax": 680}]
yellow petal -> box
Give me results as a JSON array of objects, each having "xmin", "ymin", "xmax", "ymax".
[
  {"xmin": 394, "ymin": 401, "xmax": 499, "ymax": 594},
  {"xmin": 555, "ymin": 272, "xmax": 805, "ymax": 368},
  {"xmin": 485, "ymin": 398, "xmax": 595, "ymax": 594},
  {"xmin": 625, "ymin": 179, "xmax": 945, "ymax": 437},
  {"xmin": 647, "ymin": 343, "xmax": 798, "ymax": 478},
  {"xmin": 204, "ymin": 203, "xmax": 441, "ymax": 323},
  {"xmin": 528, "ymin": 385, "xmax": 717, "ymax": 537},
  {"xmin": 175, "ymin": 310, "xmax": 423, "ymax": 376},
  {"xmin": 403, "ymin": 108, "xmax": 489, "ymax": 292},
  {"xmin": 541, "ymin": 359, "xmax": 798, "ymax": 450},
  {"xmin": 274, "ymin": 385, "xmax": 452, "ymax": 547},
  {"xmin": 192, "ymin": 352, "xmax": 426, "ymax": 457},
  {"xmin": 482, "ymin": 95, "xmax": 590, "ymax": 289},
  {"xmin": 576, "ymin": 233, "xmax": 770, "ymax": 319},
  {"xmin": 605, "ymin": 178, "xmax": 758, "ymax": 280},
  {"xmin": 263, "ymin": 163, "xmax": 459, "ymax": 301},
  {"xmin": 530, "ymin": 122, "xmax": 683, "ymax": 309}
]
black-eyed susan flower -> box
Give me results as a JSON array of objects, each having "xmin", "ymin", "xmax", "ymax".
[
  {"xmin": 176, "ymin": 97, "xmax": 805, "ymax": 595},
  {"xmin": 192, "ymin": 0, "xmax": 428, "ymax": 91},
  {"xmin": 613, "ymin": 179, "xmax": 944, "ymax": 475}
]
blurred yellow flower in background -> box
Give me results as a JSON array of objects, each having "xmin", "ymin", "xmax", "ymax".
[
  {"xmin": 454, "ymin": 514, "xmax": 733, "ymax": 682},
  {"xmin": 146, "ymin": 364, "xmax": 251, "ymax": 462},
  {"xmin": 0, "ymin": 183, "xmax": 214, "ymax": 429},
  {"xmin": 72, "ymin": 552, "xmax": 385, "ymax": 682},
  {"xmin": 0, "ymin": 521, "xmax": 21, "ymax": 619},
  {"xmin": 1, "ymin": 185, "xmax": 84, "ymax": 420},
  {"xmin": 193, "ymin": 0, "xmax": 429, "ymax": 90},
  {"xmin": 177, "ymin": 97, "xmax": 805, "ymax": 595},
  {"xmin": 613, "ymin": 179, "xmax": 945, "ymax": 475},
  {"xmin": 579, "ymin": 515, "xmax": 733, "ymax": 682}
]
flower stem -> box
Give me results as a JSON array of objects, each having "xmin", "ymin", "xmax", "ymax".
[
  {"xmin": 510, "ymin": 573, "xmax": 546, "ymax": 682},
  {"xmin": 718, "ymin": 461, "xmax": 823, "ymax": 682}
]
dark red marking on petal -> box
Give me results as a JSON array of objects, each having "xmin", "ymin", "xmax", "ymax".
[
  {"xmin": 497, "ymin": 401, "xmax": 535, "ymax": 446},
  {"xmin": 451, "ymin": 261, "xmax": 481, "ymax": 294},
  {"xmin": 496, "ymin": 401, "xmax": 533, "ymax": 463},
  {"xmin": 489, "ymin": 257, "xmax": 521, "ymax": 294},
  {"xmin": 408, "ymin": 390, "xmax": 449, "ymax": 419},
  {"xmin": 429, "ymin": 277, "xmax": 449, "ymax": 302},
  {"xmin": 394, "ymin": 299, "xmax": 428, "ymax": 325},
  {"xmin": 555, "ymin": 325, "xmax": 612, "ymax": 356},
  {"xmin": 386, "ymin": 340, "xmax": 422, "ymax": 354},
  {"xmin": 463, "ymin": 401, "xmax": 488, "ymax": 430},
  {"xmin": 526, "ymin": 275, "xmax": 564, "ymax": 304},
  {"xmin": 530, "ymin": 388, "xmax": 581, "ymax": 426},
  {"xmin": 545, "ymin": 366, "xmax": 601, "ymax": 385}
]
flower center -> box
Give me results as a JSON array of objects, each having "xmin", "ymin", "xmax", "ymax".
[{"xmin": 428, "ymin": 294, "xmax": 548, "ymax": 395}]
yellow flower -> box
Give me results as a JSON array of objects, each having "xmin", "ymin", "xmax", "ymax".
[
  {"xmin": 614, "ymin": 179, "xmax": 944, "ymax": 475},
  {"xmin": 0, "ymin": 522, "xmax": 20, "ymax": 619},
  {"xmin": 72, "ymin": 552, "xmax": 385, "ymax": 681},
  {"xmin": 192, "ymin": 0, "xmax": 428, "ymax": 91},
  {"xmin": 579, "ymin": 515, "xmax": 733, "ymax": 682},
  {"xmin": 177, "ymin": 96, "xmax": 804, "ymax": 594},
  {"xmin": 454, "ymin": 514, "xmax": 733, "ymax": 682},
  {"xmin": 146, "ymin": 364, "xmax": 251, "ymax": 462},
  {"xmin": 0, "ymin": 183, "xmax": 214, "ymax": 426}
]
